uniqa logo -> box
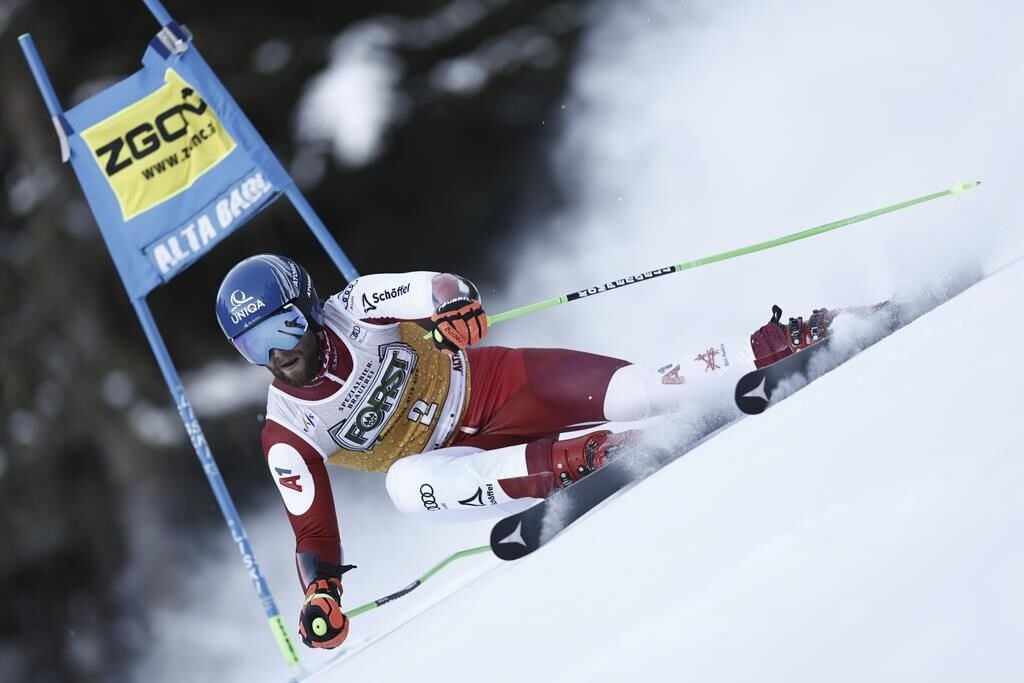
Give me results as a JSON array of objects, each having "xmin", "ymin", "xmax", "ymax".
[{"xmin": 229, "ymin": 289, "xmax": 265, "ymax": 324}]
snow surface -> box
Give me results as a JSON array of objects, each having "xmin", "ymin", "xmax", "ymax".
[
  {"xmin": 318, "ymin": 257, "xmax": 1024, "ymax": 682},
  {"xmin": 136, "ymin": 1, "xmax": 1023, "ymax": 681}
]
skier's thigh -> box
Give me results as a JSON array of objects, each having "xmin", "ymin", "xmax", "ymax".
[{"xmin": 385, "ymin": 445, "xmax": 536, "ymax": 521}]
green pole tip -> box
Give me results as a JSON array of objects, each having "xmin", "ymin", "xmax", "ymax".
[{"xmin": 950, "ymin": 180, "xmax": 980, "ymax": 195}]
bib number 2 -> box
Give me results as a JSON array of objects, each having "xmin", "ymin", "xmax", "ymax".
[{"xmin": 408, "ymin": 400, "xmax": 438, "ymax": 426}]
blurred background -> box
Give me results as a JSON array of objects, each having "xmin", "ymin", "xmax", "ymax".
[
  {"xmin": 1, "ymin": 0, "xmax": 599, "ymax": 680},
  {"xmin": 2, "ymin": 0, "xmax": 1021, "ymax": 681}
]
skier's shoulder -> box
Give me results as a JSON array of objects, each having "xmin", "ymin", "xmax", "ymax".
[
  {"xmin": 332, "ymin": 279, "xmax": 359, "ymax": 318},
  {"xmin": 325, "ymin": 277, "xmax": 380, "ymax": 321},
  {"xmin": 261, "ymin": 390, "xmax": 327, "ymax": 458},
  {"xmin": 263, "ymin": 382, "xmax": 301, "ymax": 436}
]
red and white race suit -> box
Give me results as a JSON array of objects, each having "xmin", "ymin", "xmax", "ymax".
[{"xmin": 261, "ymin": 271, "xmax": 756, "ymax": 581}]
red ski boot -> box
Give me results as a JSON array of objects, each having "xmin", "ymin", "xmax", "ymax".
[
  {"xmin": 750, "ymin": 304, "xmax": 833, "ymax": 369},
  {"xmin": 549, "ymin": 430, "xmax": 639, "ymax": 489}
]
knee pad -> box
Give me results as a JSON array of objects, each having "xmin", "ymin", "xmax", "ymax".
[{"xmin": 603, "ymin": 364, "xmax": 665, "ymax": 421}]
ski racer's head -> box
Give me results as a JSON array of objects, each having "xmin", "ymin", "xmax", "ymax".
[{"xmin": 216, "ymin": 254, "xmax": 324, "ymax": 386}]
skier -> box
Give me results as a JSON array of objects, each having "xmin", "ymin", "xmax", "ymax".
[{"xmin": 215, "ymin": 254, "xmax": 827, "ymax": 649}]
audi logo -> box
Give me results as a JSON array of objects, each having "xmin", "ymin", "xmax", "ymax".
[{"xmin": 419, "ymin": 483, "xmax": 439, "ymax": 512}]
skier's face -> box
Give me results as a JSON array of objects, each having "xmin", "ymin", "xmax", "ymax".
[{"xmin": 267, "ymin": 329, "xmax": 319, "ymax": 386}]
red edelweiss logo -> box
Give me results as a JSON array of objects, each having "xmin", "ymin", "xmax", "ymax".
[{"xmin": 695, "ymin": 347, "xmax": 721, "ymax": 372}]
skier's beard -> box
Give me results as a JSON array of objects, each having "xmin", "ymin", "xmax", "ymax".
[{"xmin": 267, "ymin": 330, "xmax": 321, "ymax": 387}]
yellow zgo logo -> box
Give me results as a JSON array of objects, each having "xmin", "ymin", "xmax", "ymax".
[{"xmin": 81, "ymin": 69, "xmax": 236, "ymax": 221}]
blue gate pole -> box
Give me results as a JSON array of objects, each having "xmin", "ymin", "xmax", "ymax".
[
  {"xmin": 285, "ymin": 187, "xmax": 360, "ymax": 282},
  {"xmin": 141, "ymin": 0, "xmax": 174, "ymax": 26},
  {"xmin": 17, "ymin": 34, "xmax": 70, "ymax": 162},
  {"xmin": 19, "ymin": 34, "xmax": 62, "ymax": 114},
  {"xmin": 132, "ymin": 298, "xmax": 304, "ymax": 675},
  {"xmin": 20, "ymin": 27, "xmax": 305, "ymax": 679}
]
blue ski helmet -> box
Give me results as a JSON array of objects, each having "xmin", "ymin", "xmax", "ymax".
[{"xmin": 215, "ymin": 255, "xmax": 325, "ymax": 364}]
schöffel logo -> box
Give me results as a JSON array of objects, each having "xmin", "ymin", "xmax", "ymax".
[
  {"xmin": 228, "ymin": 289, "xmax": 265, "ymax": 324},
  {"xmin": 369, "ymin": 283, "xmax": 411, "ymax": 305},
  {"xmin": 328, "ymin": 343, "xmax": 418, "ymax": 451},
  {"xmin": 459, "ymin": 488, "xmax": 485, "ymax": 507},
  {"xmin": 80, "ymin": 68, "xmax": 237, "ymax": 220},
  {"xmin": 458, "ymin": 484, "xmax": 499, "ymax": 507}
]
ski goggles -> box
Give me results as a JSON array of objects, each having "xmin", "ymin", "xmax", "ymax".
[{"xmin": 231, "ymin": 304, "xmax": 309, "ymax": 365}]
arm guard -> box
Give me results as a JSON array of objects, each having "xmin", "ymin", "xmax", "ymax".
[{"xmin": 337, "ymin": 271, "xmax": 482, "ymax": 322}]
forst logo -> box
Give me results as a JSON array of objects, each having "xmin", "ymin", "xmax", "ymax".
[
  {"xmin": 329, "ymin": 344, "xmax": 418, "ymax": 451},
  {"xmin": 344, "ymin": 354, "xmax": 409, "ymax": 445},
  {"xmin": 81, "ymin": 68, "xmax": 236, "ymax": 220}
]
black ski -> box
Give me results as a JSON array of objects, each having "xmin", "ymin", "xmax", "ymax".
[
  {"xmin": 490, "ymin": 420, "xmax": 729, "ymax": 560},
  {"xmin": 734, "ymin": 339, "xmax": 833, "ymax": 414},
  {"xmin": 493, "ymin": 281, "xmax": 983, "ymax": 560},
  {"xmin": 490, "ymin": 457, "xmax": 636, "ymax": 561}
]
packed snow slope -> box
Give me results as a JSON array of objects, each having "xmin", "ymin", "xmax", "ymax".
[{"xmin": 322, "ymin": 260, "xmax": 1024, "ymax": 682}]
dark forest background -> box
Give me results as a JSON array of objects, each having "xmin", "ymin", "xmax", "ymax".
[{"xmin": 0, "ymin": 0, "xmax": 602, "ymax": 679}]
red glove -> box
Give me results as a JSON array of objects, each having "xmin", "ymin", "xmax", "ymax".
[
  {"xmin": 298, "ymin": 577, "xmax": 349, "ymax": 649},
  {"xmin": 430, "ymin": 297, "xmax": 488, "ymax": 355}
]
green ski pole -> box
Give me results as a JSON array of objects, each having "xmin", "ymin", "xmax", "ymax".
[
  {"xmin": 345, "ymin": 545, "xmax": 492, "ymax": 618},
  {"xmin": 427, "ymin": 180, "xmax": 979, "ymax": 338}
]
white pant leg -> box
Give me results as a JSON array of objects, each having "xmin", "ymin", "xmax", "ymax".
[
  {"xmin": 602, "ymin": 335, "xmax": 756, "ymax": 421},
  {"xmin": 386, "ymin": 444, "xmax": 539, "ymax": 522}
]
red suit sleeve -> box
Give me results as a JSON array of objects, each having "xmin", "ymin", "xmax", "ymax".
[{"xmin": 261, "ymin": 420, "xmax": 341, "ymax": 586}]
